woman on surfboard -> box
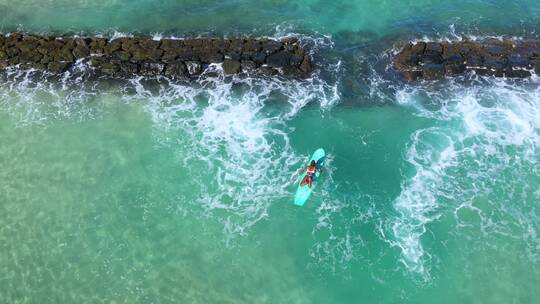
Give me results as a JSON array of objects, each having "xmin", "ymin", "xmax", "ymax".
[{"xmin": 300, "ymin": 160, "xmax": 320, "ymax": 188}]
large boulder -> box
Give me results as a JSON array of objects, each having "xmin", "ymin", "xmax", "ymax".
[
  {"xmin": 266, "ymin": 51, "xmax": 291, "ymax": 68},
  {"xmin": 0, "ymin": 33, "xmax": 310, "ymax": 79},
  {"xmin": 223, "ymin": 59, "xmax": 241, "ymax": 74}
]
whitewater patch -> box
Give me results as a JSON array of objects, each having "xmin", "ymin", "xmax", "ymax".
[
  {"xmin": 390, "ymin": 77, "xmax": 540, "ymax": 280},
  {"xmin": 128, "ymin": 63, "xmax": 339, "ymax": 242},
  {"xmin": 0, "ymin": 30, "xmax": 340, "ymax": 243}
]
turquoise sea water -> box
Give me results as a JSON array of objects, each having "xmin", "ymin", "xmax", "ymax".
[{"xmin": 1, "ymin": 1, "xmax": 540, "ymax": 303}]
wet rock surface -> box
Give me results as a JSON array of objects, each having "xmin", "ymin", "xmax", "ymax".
[
  {"xmin": 394, "ymin": 40, "xmax": 540, "ymax": 80},
  {"xmin": 0, "ymin": 33, "xmax": 312, "ymax": 79}
]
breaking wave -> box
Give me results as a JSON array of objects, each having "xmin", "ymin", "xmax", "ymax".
[{"xmin": 389, "ymin": 76, "xmax": 540, "ymax": 280}]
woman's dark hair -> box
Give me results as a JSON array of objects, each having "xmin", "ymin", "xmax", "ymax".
[{"xmin": 310, "ymin": 160, "xmax": 316, "ymax": 166}]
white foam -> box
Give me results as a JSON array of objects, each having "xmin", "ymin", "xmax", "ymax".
[
  {"xmin": 390, "ymin": 76, "xmax": 540, "ymax": 279},
  {"xmin": 119, "ymin": 50, "xmax": 340, "ymax": 241}
]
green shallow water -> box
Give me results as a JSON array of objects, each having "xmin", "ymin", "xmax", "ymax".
[{"xmin": 1, "ymin": 1, "xmax": 540, "ymax": 303}]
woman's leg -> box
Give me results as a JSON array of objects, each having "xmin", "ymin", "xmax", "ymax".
[{"xmin": 300, "ymin": 176, "xmax": 308, "ymax": 186}]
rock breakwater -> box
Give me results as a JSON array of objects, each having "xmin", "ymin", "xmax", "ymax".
[
  {"xmin": 0, "ymin": 33, "xmax": 312, "ymax": 79},
  {"xmin": 394, "ymin": 39, "xmax": 540, "ymax": 80}
]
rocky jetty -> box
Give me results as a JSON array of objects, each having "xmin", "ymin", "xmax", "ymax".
[
  {"xmin": 0, "ymin": 33, "xmax": 312, "ymax": 79},
  {"xmin": 394, "ymin": 39, "xmax": 540, "ymax": 80}
]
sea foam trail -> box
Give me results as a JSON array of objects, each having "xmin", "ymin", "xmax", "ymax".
[
  {"xmin": 390, "ymin": 77, "xmax": 540, "ymax": 280},
  {"xmin": 118, "ymin": 63, "xmax": 340, "ymax": 241},
  {"xmin": 0, "ymin": 33, "xmax": 340, "ymax": 241}
]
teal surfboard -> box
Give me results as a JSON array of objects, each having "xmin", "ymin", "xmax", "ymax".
[{"xmin": 294, "ymin": 148, "xmax": 325, "ymax": 206}]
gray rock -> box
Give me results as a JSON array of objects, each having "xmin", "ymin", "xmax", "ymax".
[
  {"xmin": 267, "ymin": 51, "xmax": 291, "ymax": 68},
  {"xmin": 223, "ymin": 59, "xmax": 241, "ymax": 74}
]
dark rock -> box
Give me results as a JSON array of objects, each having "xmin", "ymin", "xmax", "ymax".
[
  {"xmin": 140, "ymin": 61, "xmax": 165, "ymax": 76},
  {"xmin": 513, "ymin": 45, "xmax": 536, "ymax": 58},
  {"xmin": 6, "ymin": 47, "xmax": 20, "ymax": 58},
  {"xmin": 243, "ymin": 40, "xmax": 262, "ymax": 52},
  {"xmin": 223, "ymin": 59, "xmax": 241, "ymax": 75},
  {"xmin": 99, "ymin": 62, "xmax": 120, "ymax": 75},
  {"xmin": 411, "ymin": 42, "xmax": 426, "ymax": 54},
  {"xmin": 420, "ymin": 53, "xmax": 443, "ymax": 65},
  {"xmin": 119, "ymin": 62, "xmax": 139, "ymax": 75},
  {"xmin": 73, "ymin": 45, "xmax": 90, "ymax": 59},
  {"xmin": 21, "ymin": 61, "xmax": 46, "ymax": 70},
  {"xmin": 224, "ymin": 51, "xmax": 241, "ymax": 61},
  {"xmin": 507, "ymin": 55, "xmax": 529, "ymax": 68},
  {"xmin": 105, "ymin": 39, "xmax": 123, "ymax": 55},
  {"xmin": 445, "ymin": 54, "xmax": 464, "ymax": 64},
  {"xmin": 282, "ymin": 66, "xmax": 304, "ymax": 77},
  {"xmin": 504, "ymin": 69, "xmax": 531, "ymax": 78},
  {"xmin": 160, "ymin": 39, "xmax": 183, "ymax": 51},
  {"xmin": 483, "ymin": 56, "xmax": 507, "ymax": 71},
  {"xmin": 281, "ymin": 37, "xmax": 298, "ymax": 45},
  {"xmin": 1, "ymin": 33, "xmax": 310, "ymax": 79},
  {"xmin": 260, "ymin": 66, "xmax": 278, "ymax": 76},
  {"xmin": 422, "ymin": 64, "xmax": 444, "ymax": 79},
  {"xmin": 445, "ymin": 63, "xmax": 465, "ymax": 76},
  {"xmin": 54, "ymin": 47, "xmax": 75, "ymax": 62},
  {"xmin": 164, "ymin": 62, "xmax": 187, "ymax": 78},
  {"xmin": 290, "ymin": 54, "xmax": 303, "ymax": 67},
  {"xmin": 89, "ymin": 38, "xmax": 107, "ymax": 54},
  {"xmin": 48, "ymin": 61, "xmax": 70, "ymax": 73},
  {"xmin": 240, "ymin": 60, "xmax": 258, "ymax": 71},
  {"xmin": 161, "ymin": 51, "xmax": 178, "ymax": 63},
  {"xmin": 401, "ymin": 69, "xmax": 422, "ymax": 81},
  {"xmin": 230, "ymin": 39, "xmax": 244, "ymax": 52},
  {"xmin": 119, "ymin": 38, "xmax": 137, "ymax": 52},
  {"xmin": 292, "ymin": 45, "xmax": 305, "ymax": 56},
  {"xmin": 177, "ymin": 49, "xmax": 199, "ymax": 61},
  {"xmin": 138, "ymin": 39, "xmax": 160, "ymax": 50},
  {"xmin": 40, "ymin": 55, "xmax": 53, "ymax": 64},
  {"xmin": 16, "ymin": 40, "xmax": 39, "ymax": 53},
  {"xmin": 186, "ymin": 61, "xmax": 202, "ymax": 76},
  {"xmin": 252, "ymin": 52, "xmax": 266, "ymax": 64},
  {"xmin": 267, "ymin": 51, "xmax": 291, "ymax": 68},
  {"xmin": 465, "ymin": 55, "xmax": 482, "ymax": 67},
  {"xmin": 485, "ymin": 45, "xmax": 506, "ymax": 56},
  {"xmin": 74, "ymin": 38, "xmax": 90, "ymax": 47},
  {"xmin": 424, "ymin": 42, "xmax": 443, "ymax": 55},
  {"xmin": 184, "ymin": 39, "xmax": 203, "ymax": 48},
  {"xmin": 241, "ymin": 51, "xmax": 254, "ymax": 61},
  {"xmin": 299, "ymin": 55, "xmax": 312, "ymax": 73},
  {"xmin": 131, "ymin": 48, "xmax": 163, "ymax": 62},
  {"xmin": 212, "ymin": 39, "xmax": 231, "ymax": 51},
  {"xmin": 19, "ymin": 50, "xmax": 43, "ymax": 63},
  {"xmin": 113, "ymin": 51, "xmax": 131, "ymax": 61},
  {"xmin": 7, "ymin": 57, "xmax": 19, "ymax": 65},
  {"xmin": 36, "ymin": 40, "xmax": 63, "ymax": 55},
  {"xmin": 199, "ymin": 51, "xmax": 223, "ymax": 63},
  {"xmin": 262, "ymin": 40, "xmax": 282, "ymax": 54},
  {"xmin": 394, "ymin": 52, "xmax": 419, "ymax": 69},
  {"xmin": 63, "ymin": 38, "xmax": 76, "ymax": 49}
]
